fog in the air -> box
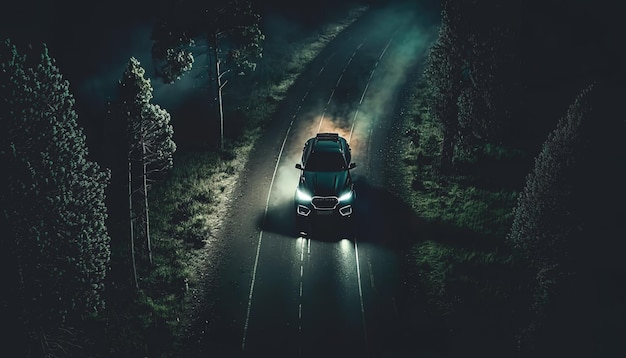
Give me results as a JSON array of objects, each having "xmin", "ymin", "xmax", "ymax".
[
  {"xmin": 267, "ymin": 1, "xmax": 439, "ymax": 208},
  {"xmin": 0, "ymin": 0, "xmax": 440, "ymax": 158}
]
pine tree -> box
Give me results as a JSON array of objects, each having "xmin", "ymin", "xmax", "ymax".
[
  {"xmin": 151, "ymin": 0, "xmax": 264, "ymax": 149},
  {"xmin": 0, "ymin": 39, "xmax": 111, "ymax": 355},
  {"xmin": 507, "ymin": 84, "xmax": 594, "ymax": 352},
  {"xmin": 508, "ymin": 84, "xmax": 593, "ymax": 269},
  {"xmin": 117, "ymin": 57, "xmax": 176, "ymax": 269}
]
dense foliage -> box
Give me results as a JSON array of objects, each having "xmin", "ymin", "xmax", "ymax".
[
  {"xmin": 508, "ymin": 82, "xmax": 626, "ymax": 354},
  {"xmin": 416, "ymin": 0, "xmax": 625, "ymax": 355},
  {"xmin": 508, "ymin": 85, "xmax": 592, "ymax": 270},
  {"xmin": 0, "ymin": 40, "xmax": 111, "ymax": 356},
  {"xmin": 120, "ymin": 58, "xmax": 176, "ymax": 214},
  {"xmin": 106, "ymin": 56, "xmax": 176, "ymax": 285},
  {"xmin": 507, "ymin": 84, "xmax": 593, "ymax": 349},
  {"xmin": 423, "ymin": 0, "xmax": 519, "ymax": 172}
]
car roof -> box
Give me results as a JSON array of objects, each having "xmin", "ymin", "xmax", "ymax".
[{"xmin": 310, "ymin": 133, "xmax": 344, "ymax": 153}]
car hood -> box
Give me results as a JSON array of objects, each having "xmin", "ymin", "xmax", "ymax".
[{"xmin": 300, "ymin": 170, "xmax": 351, "ymax": 196}]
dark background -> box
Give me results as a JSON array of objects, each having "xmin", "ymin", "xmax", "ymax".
[
  {"xmin": 0, "ymin": 0, "xmax": 375, "ymax": 158},
  {"xmin": 3, "ymin": 0, "xmax": 624, "ymax": 138},
  {"xmin": 2, "ymin": 1, "xmax": 625, "ymax": 356}
]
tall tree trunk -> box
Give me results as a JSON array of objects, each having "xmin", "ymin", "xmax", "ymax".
[
  {"xmin": 142, "ymin": 139, "xmax": 152, "ymax": 265},
  {"xmin": 217, "ymin": 57, "xmax": 225, "ymax": 151},
  {"xmin": 209, "ymin": 40, "xmax": 226, "ymax": 151},
  {"xmin": 128, "ymin": 160, "xmax": 139, "ymax": 289}
]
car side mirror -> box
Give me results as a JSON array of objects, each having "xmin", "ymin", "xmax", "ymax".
[
  {"xmin": 349, "ymin": 163, "xmax": 356, "ymax": 169},
  {"xmin": 295, "ymin": 163, "xmax": 303, "ymax": 170}
]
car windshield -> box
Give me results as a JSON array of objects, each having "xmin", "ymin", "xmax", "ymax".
[{"xmin": 304, "ymin": 152, "xmax": 346, "ymax": 172}]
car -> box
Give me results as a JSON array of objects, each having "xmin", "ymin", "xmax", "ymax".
[{"xmin": 294, "ymin": 133, "xmax": 356, "ymax": 232}]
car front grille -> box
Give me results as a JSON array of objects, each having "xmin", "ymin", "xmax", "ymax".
[{"xmin": 312, "ymin": 196, "xmax": 338, "ymax": 210}]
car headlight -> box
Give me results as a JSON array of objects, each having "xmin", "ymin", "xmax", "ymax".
[
  {"xmin": 338, "ymin": 190, "xmax": 353, "ymax": 202},
  {"xmin": 296, "ymin": 188, "xmax": 313, "ymax": 202}
]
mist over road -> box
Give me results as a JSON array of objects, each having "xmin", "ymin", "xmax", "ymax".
[{"xmin": 180, "ymin": 3, "xmax": 439, "ymax": 357}]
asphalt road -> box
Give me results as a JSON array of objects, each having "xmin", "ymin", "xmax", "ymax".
[{"xmin": 181, "ymin": 4, "xmax": 438, "ymax": 357}]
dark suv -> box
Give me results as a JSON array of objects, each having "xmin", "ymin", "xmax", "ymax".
[{"xmin": 294, "ymin": 133, "xmax": 356, "ymax": 227}]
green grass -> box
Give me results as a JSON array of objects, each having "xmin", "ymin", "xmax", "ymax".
[
  {"xmin": 411, "ymin": 240, "xmax": 513, "ymax": 301},
  {"xmin": 398, "ymin": 82, "xmax": 523, "ymax": 236}
]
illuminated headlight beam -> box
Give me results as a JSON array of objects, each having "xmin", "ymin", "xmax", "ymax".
[
  {"xmin": 338, "ymin": 190, "xmax": 354, "ymax": 202},
  {"xmin": 296, "ymin": 188, "xmax": 313, "ymax": 202}
]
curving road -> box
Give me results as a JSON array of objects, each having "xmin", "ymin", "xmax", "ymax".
[{"xmin": 182, "ymin": 3, "xmax": 438, "ymax": 357}]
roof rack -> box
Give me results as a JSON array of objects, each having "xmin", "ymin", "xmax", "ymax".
[{"xmin": 316, "ymin": 132, "xmax": 339, "ymax": 141}]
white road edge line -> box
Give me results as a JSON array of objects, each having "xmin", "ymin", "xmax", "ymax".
[
  {"xmin": 298, "ymin": 237, "xmax": 306, "ymax": 357},
  {"xmin": 241, "ymin": 50, "xmax": 333, "ymax": 352},
  {"xmin": 351, "ymin": 37, "xmax": 395, "ymax": 353},
  {"xmin": 241, "ymin": 116, "xmax": 295, "ymax": 351},
  {"xmin": 242, "ymin": 31, "xmax": 392, "ymax": 351}
]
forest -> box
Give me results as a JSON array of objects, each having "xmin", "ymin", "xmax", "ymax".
[{"xmin": 1, "ymin": 0, "xmax": 624, "ymax": 357}]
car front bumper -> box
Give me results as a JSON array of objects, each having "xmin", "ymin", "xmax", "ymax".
[{"xmin": 295, "ymin": 192, "xmax": 355, "ymax": 218}]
